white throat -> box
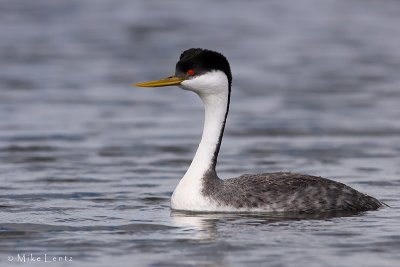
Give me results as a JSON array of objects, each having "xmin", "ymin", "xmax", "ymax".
[{"xmin": 171, "ymin": 70, "xmax": 230, "ymax": 210}]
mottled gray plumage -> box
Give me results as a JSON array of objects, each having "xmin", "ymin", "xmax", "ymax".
[{"xmin": 202, "ymin": 170, "xmax": 382, "ymax": 212}]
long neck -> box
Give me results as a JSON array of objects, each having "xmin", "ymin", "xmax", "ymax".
[{"xmin": 183, "ymin": 87, "xmax": 230, "ymax": 180}]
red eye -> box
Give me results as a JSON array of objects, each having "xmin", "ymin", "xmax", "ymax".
[{"xmin": 187, "ymin": 69, "xmax": 195, "ymax": 76}]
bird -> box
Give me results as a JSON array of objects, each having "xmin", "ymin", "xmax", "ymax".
[{"xmin": 135, "ymin": 48, "xmax": 383, "ymax": 213}]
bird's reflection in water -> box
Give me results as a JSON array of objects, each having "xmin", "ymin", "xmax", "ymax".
[{"xmin": 170, "ymin": 210, "xmax": 364, "ymax": 240}]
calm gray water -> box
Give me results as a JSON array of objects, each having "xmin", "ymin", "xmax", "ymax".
[{"xmin": 1, "ymin": 0, "xmax": 400, "ymax": 266}]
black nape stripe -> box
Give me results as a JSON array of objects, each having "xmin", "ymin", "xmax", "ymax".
[{"xmin": 211, "ymin": 82, "xmax": 231, "ymax": 170}]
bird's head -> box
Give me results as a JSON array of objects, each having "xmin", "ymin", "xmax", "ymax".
[{"xmin": 135, "ymin": 48, "xmax": 232, "ymax": 97}]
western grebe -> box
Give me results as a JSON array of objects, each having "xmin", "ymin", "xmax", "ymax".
[{"xmin": 135, "ymin": 48, "xmax": 383, "ymax": 213}]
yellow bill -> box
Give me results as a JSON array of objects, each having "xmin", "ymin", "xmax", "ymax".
[{"xmin": 134, "ymin": 76, "xmax": 185, "ymax": 87}]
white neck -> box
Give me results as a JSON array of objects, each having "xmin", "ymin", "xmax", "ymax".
[
  {"xmin": 185, "ymin": 91, "xmax": 228, "ymax": 177},
  {"xmin": 171, "ymin": 71, "xmax": 230, "ymax": 210}
]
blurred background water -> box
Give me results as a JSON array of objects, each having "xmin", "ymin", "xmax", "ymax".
[{"xmin": 0, "ymin": 0, "xmax": 400, "ymax": 266}]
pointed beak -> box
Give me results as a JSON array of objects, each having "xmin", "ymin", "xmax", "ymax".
[{"xmin": 134, "ymin": 76, "xmax": 186, "ymax": 87}]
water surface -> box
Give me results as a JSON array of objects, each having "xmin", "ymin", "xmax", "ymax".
[{"xmin": 1, "ymin": 0, "xmax": 400, "ymax": 266}]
